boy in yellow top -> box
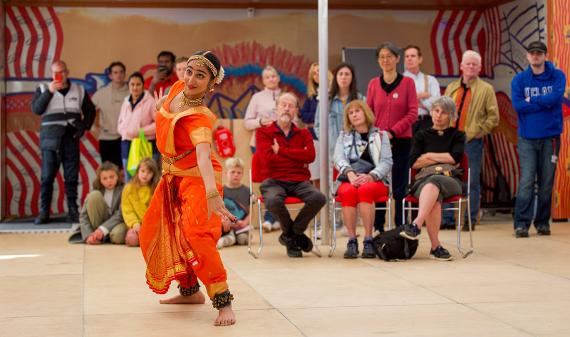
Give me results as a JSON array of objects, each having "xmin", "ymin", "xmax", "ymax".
[{"xmin": 121, "ymin": 158, "xmax": 160, "ymax": 246}]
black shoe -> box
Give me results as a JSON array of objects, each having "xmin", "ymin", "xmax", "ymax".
[
  {"xmin": 430, "ymin": 246, "xmax": 453, "ymax": 261},
  {"xmin": 400, "ymin": 223, "xmax": 421, "ymax": 240},
  {"xmin": 361, "ymin": 238, "xmax": 376, "ymax": 259},
  {"xmin": 344, "ymin": 238, "xmax": 358, "ymax": 259},
  {"xmin": 279, "ymin": 234, "xmax": 302, "ymax": 258},
  {"xmin": 295, "ymin": 233, "xmax": 313, "ymax": 253},
  {"xmin": 440, "ymin": 222, "xmax": 455, "ymax": 230},
  {"xmin": 462, "ymin": 221, "xmax": 475, "ymax": 232},
  {"xmin": 536, "ymin": 227, "xmax": 551, "ymax": 236},
  {"xmin": 67, "ymin": 209, "xmax": 79, "ymax": 223},
  {"xmin": 34, "ymin": 213, "xmax": 50, "ymax": 225},
  {"xmin": 515, "ymin": 228, "xmax": 529, "ymax": 238}
]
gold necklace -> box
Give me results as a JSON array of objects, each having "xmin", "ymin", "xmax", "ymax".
[{"xmin": 178, "ymin": 91, "xmax": 204, "ymax": 109}]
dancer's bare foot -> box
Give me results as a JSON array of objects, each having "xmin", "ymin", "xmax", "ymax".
[
  {"xmin": 214, "ymin": 305, "xmax": 236, "ymax": 326},
  {"xmin": 159, "ymin": 291, "xmax": 206, "ymax": 304}
]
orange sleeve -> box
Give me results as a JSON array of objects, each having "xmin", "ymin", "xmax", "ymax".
[
  {"xmin": 179, "ymin": 114, "xmax": 214, "ymax": 146},
  {"xmin": 162, "ymin": 80, "xmax": 185, "ymax": 111}
]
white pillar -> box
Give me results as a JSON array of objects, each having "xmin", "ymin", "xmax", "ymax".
[{"xmin": 318, "ymin": 0, "xmax": 330, "ymax": 243}]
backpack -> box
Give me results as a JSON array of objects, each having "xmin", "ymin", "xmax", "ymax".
[{"xmin": 372, "ymin": 227, "xmax": 418, "ymax": 261}]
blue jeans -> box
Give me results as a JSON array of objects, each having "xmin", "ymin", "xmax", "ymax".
[
  {"xmin": 443, "ymin": 138, "xmax": 483, "ymax": 225},
  {"xmin": 514, "ymin": 136, "xmax": 560, "ymax": 230}
]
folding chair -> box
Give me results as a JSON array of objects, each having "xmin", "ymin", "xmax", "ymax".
[
  {"xmin": 402, "ymin": 154, "xmax": 474, "ymax": 258},
  {"xmin": 247, "ymin": 153, "xmax": 321, "ymax": 258},
  {"xmin": 329, "ymin": 170, "xmax": 393, "ymax": 257}
]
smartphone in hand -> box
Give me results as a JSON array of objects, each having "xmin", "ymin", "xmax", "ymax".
[{"xmin": 54, "ymin": 72, "xmax": 63, "ymax": 82}]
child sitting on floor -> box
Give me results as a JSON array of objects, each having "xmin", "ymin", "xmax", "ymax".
[
  {"xmin": 121, "ymin": 158, "xmax": 160, "ymax": 247},
  {"xmin": 68, "ymin": 161, "xmax": 125, "ymax": 244},
  {"xmin": 217, "ymin": 157, "xmax": 250, "ymax": 249}
]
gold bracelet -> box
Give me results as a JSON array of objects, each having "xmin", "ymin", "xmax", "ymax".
[{"xmin": 206, "ymin": 190, "xmax": 220, "ymax": 199}]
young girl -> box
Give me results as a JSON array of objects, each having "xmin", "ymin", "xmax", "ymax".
[
  {"xmin": 68, "ymin": 161, "xmax": 125, "ymax": 244},
  {"xmin": 121, "ymin": 158, "xmax": 160, "ymax": 247}
]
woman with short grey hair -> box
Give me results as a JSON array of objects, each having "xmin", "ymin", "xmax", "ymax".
[{"xmin": 399, "ymin": 96, "xmax": 465, "ymax": 261}]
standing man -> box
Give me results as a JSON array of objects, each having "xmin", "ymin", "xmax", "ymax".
[
  {"xmin": 31, "ymin": 60, "xmax": 96, "ymax": 224},
  {"xmin": 91, "ymin": 61, "xmax": 128, "ymax": 168},
  {"xmin": 443, "ymin": 50, "xmax": 499, "ymax": 230},
  {"xmin": 403, "ymin": 45, "xmax": 441, "ymax": 133},
  {"xmin": 145, "ymin": 51, "xmax": 177, "ymax": 96},
  {"xmin": 256, "ymin": 92, "xmax": 326, "ymax": 258},
  {"xmin": 511, "ymin": 41, "xmax": 566, "ymax": 238}
]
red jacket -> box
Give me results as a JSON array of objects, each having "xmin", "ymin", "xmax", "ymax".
[
  {"xmin": 255, "ymin": 122, "xmax": 315, "ymax": 182},
  {"xmin": 366, "ymin": 76, "xmax": 418, "ymax": 138}
]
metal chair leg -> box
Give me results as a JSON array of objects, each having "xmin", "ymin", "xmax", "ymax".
[
  {"xmin": 311, "ymin": 216, "xmax": 322, "ymax": 257},
  {"xmin": 387, "ymin": 198, "xmax": 392, "ymax": 230},
  {"xmin": 329, "ymin": 201, "xmax": 337, "ymax": 257},
  {"xmin": 457, "ymin": 198, "xmax": 474, "ymax": 258},
  {"xmin": 247, "ymin": 199, "xmax": 264, "ymax": 258}
]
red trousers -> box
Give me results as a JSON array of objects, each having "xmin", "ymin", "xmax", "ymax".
[{"xmin": 337, "ymin": 181, "xmax": 388, "ymax": 207}]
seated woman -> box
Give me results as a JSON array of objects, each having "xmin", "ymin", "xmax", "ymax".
[
  {"xmin": 399, "ymin": 96, "xmax": 465, "ymax": 261},
  {"xmin": 333, "ymin": 100, "xmax": 392, "ymax": 259}
]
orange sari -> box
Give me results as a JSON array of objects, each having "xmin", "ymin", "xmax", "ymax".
[{"xmin": 140, "ymin": 80, "xmax": 227, "ymax": 299}]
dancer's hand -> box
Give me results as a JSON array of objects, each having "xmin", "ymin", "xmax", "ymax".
[{"xmin": 207, "ymin": 195, "xmax": 237, "ymax": 223}]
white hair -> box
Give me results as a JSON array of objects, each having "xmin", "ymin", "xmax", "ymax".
[{"xmin": 461, "ymin": 50, "xmax": 482, "ymax": 65}]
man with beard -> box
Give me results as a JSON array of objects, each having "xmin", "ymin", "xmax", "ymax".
[{"xmin": 256, "ymin": 92, "xmax": 326, "ymax": 257}]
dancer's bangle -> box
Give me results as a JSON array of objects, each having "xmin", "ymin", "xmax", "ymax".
[{"xmin": 206, "ymin": 190, "xmax": 220, "ymax": 200}]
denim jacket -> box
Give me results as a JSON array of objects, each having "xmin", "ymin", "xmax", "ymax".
[
  {"xmin": 333, "ymin": 127, "xmax": 393, "ymax": 185},
  {"xmin": 314, "ymin": 92, "xmax": 365, "ymax": 154}
]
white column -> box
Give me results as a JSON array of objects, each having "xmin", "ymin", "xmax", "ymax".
[{"xmin": 318, "ymin": 0, "xmax": 330, "ymax": 243}]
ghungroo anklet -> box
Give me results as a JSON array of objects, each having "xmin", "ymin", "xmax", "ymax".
[
  {"xmin": 178, "ymin": 283, "xmax": 200, "ymax": 296},
  {"xmin": 212, "ymin": 290, "xmax": 234, "ymax": 310}
]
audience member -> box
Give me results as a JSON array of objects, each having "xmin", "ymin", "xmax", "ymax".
[
  {"xmin": 120, "ymin": 158, "xmax": 160, "ymax": 247},
  {"xmin": 301, "ymin": 62, "xmax": 330, "ymax": 184},
  {"xmin": 367, "ymin": 42, "xmax": 418, "ymax": 231},
  {"xmin": 68, "ymin": 161, "xmax": 126, "ymax": 244},
  {"xmin": 400, "ymin": 97, "xmax": 465, "ymax": 261},
  {"xmin": 403, "ymin": 45, "xmax": 441, "ymax": 134},
  {"xmin": 175, "ymin": 56, "xmax": 189, "ymax": 80},
  {"xmin": 443, "ymin": 50, "xmax": 499, "ymax": 230},
  {"xmin": 333, "ymin": 100, "xmax": 392, "ymax": 259},
  {"xmin": 315, "ymin": 62, "xmax": 364, "ymax": 154},
  {"xmin": 256, "ymin": 92, "xmax": 326, "ymax": 258},
  {"xmin": 92, "ymin": 61, "xmax": 128, "ymax": 168},
  {"xmin": 145, "ymin": 50, "xmax": 177, "ymax": 96},
  {"xmin": 511, "ymin": 41, "xmax": 566, "ymax": 238},
  {"xmin": 31, "ymin": 60, "xmax": 96, "ymax": 224},
  {"xmin": 244, "ymin": 65, "xmax": 281, "ymax": 232},
  {"xmin": 117, "ymin": 72, "xmax": 158, "ymax": 181},
  {"xmin": 218, "ymin": 157, "xmax": 250, "ymax": 249}
]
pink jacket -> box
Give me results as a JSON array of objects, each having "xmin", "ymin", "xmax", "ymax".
[
  {"xmin": 366, "ymin": 76, "xmax": 418, "ymax": 138},
  {"xmin": 117, "ymin": 91, "xmax": 156, "ymax": 140}
]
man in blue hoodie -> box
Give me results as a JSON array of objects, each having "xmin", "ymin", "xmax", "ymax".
[{"xmin": 511, "ymin": 41, "xmax": 566, "ymax": 238}]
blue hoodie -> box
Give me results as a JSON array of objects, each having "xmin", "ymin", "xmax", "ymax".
[{"xmin": 511, "ymin": 61, "xmax": 566, "ymax": 139}]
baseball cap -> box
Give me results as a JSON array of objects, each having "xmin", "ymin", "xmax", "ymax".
[{"xmin": 527, "ymin": 41, "xmax": 547, "ymax": 53}]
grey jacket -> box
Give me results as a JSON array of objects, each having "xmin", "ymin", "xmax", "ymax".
[
  {"xmin": 77, "ymin": 184, "xmax": 124, "ymax": 241},
  {"xmin": 333, "ymin": 127, "xmax": 393, "ymax": 185}
]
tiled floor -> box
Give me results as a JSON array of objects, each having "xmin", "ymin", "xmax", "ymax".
[{"xmin": 1, "ymin": 219, "xmax": 570, "ymax": 337}]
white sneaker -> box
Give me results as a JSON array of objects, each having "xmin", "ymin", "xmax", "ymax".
[
  {"xmin": 217, "ymin": 233, "xmax": 236, "ymax": 249},
  {"xmin": 272, "ymin": 221, "xmax": 281, "ymax": 231},
  {"xmin": 262, "ymin": 221, "xmax": 273, "ymax": 233},
  {"xmin": 340, "ymin": 225, "xmax": 350, "ymax": 237}
]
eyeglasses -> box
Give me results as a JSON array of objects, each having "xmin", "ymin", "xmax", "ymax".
[{"xmin": 378, "ymin": 55, "xmax": 396, "ymax": 61}]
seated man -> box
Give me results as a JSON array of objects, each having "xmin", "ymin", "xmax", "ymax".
[{"xmin": 256, "ymin": 92, "xmax": 327, "ymax": 258}]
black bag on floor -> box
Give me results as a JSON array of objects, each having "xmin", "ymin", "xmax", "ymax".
[{"xmin": 372, "ymin": 227, "xmax": 418, "ymax": 261}]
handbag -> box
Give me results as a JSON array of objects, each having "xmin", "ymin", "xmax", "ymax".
[
  {"xmin": 414, "ymin": 163, "xmax": 461, "ymax": 181},
  {"xmin": 127, "ymin": 128, "xmax": 153, "ymax": 176},
  {"xmin": 337, "ymin": 132, "xmax": 375, "ymax": 182}
]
